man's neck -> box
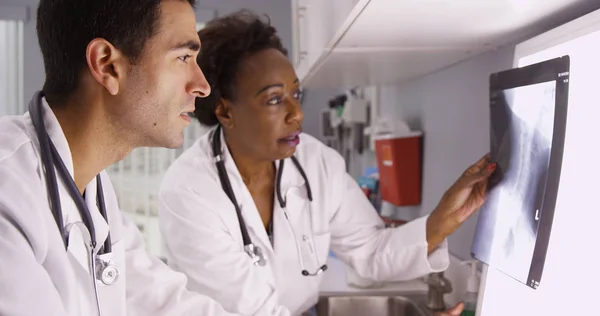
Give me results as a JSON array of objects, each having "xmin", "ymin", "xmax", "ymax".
[{"xmin": 48, "ymin": 93, "xmax": 131, "ymax": 194}]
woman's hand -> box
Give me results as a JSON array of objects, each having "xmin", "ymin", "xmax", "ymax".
[
  {"xmin": 426, "ymin": 153, "xmax": 496, "ymax": 252},
  {"xmin": 435, "ymin": 302, "xmax": 465, "ymax": 316}
]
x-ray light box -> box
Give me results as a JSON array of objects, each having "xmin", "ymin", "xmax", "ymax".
[{"xmin": 471, "ymin": 56, "xmax": 570, "ymax": 290}]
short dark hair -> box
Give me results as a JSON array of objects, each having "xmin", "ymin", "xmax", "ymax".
[
  {"xmin": 193, "ymin": 10, "xmax": 288, "ymax": 126},
  {"xmin": 36, "ymin": 0, "xmax": 197, "ymax": 101}
]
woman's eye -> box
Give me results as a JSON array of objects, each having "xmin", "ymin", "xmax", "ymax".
[
  {"xmin": 293, "ymin": 90, "xmax": 303, "ymax": 100},
  {"xmin": 267, "ymin": 96, "xmax": 282, "ymax": 105},
  {"xmin": 178, "ymin": 55, "xmax": 192, "ymax": 62}
]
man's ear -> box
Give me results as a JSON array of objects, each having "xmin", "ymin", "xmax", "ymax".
[
  {"xmin": 215, "ymin": 99, "xmax": 235, "ymax": 129},
  {"xmin": 85, "ymin": 38, "xmax": 126, "ymax": 96}
]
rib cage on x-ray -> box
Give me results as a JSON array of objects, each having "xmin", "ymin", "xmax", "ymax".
[{"xmin": 473, "ymin": 81, "xmax": 555, "ymax": 284}]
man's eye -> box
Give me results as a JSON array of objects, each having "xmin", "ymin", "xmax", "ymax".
[{"xmin": 178, "ymin": 55, "xmax": 192, "ymax": 62}]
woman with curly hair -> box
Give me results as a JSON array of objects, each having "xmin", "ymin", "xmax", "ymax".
[{"xmin": 158, "ymin": 9, "xmax": 495, "ymax": 316}]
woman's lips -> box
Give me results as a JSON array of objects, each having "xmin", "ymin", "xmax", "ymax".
[{"xmin": 279, "ymin": 130, "xmax": 301, "ymax": 146}]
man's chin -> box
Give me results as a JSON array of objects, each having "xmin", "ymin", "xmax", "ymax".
[
  {"xmin": 163, "ymin": 136, "xmax": 185, "ymax": 149},
  {"xmin": 145, "ymin": 132, "xmax": 184, "ymax": 150}
]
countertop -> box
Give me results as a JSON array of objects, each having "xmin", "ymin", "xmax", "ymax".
[
  {"xmin": 318, "ymin": 255, "xmax": 429, "ymax": 295},
  {"xmin": 318, "ymin": 252, "xmax": 474, "ymax": 309}
]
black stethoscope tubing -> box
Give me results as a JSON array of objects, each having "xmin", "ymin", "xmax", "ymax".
[
  {"xmin": 28, "ymin": 91, "xmax": 111, "ymax": 254},
  {"xmin": 211, "ymin": 124, "xmax": 313, "ymax": 248},
  {"xmin": 211, "ymin": 124, "xmax": 328, "ymax": 276}
]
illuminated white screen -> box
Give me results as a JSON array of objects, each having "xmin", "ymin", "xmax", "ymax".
[{"xmin": 479, "ymin": 12, "xmax": 600, "ymax": 316}]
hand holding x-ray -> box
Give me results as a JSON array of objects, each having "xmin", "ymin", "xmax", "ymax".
[{"xmin": 426, "ymin": 153, "xmax": 497, "ymax": 252}]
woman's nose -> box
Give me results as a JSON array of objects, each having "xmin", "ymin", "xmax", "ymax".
[{"xmin": 287, "ymin": 100, "xmax": 304, "ymax": 124}]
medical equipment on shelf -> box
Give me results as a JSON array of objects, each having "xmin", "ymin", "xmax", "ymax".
[
  {"xmin": 211, "ymin": 124, "xmax": 327, "ymax": 276},
  {"xmin": 29, "ymin": 91, "xmax": 118, "ymax": 316}
]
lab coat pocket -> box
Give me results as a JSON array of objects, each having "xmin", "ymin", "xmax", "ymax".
[{"xmin": 299, "ymin": 232, "xmax": 331, "ymax": 312}]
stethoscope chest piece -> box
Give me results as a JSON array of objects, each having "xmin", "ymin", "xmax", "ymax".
[
  {"xmin": 65, "ymin": 221, "xmax": 120, "ymax": 285},
  {"xmin": 245, "ymin": 243, "xmax": 267, "ymax": 267},
  {"xmin": 96, "ymin": 253, "xmax": 119, "ymax": 285}
]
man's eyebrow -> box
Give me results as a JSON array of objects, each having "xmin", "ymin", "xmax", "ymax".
[{"xmin": 171, "ymin": 40, "xmax": 201, "ymax": 52}]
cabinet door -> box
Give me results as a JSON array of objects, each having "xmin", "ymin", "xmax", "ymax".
[{"xmin": 292, "ymin": 0, "xmax": 363, "ymax": 80}]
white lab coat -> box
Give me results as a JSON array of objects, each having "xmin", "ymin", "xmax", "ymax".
[
  {"xmin": 0, "ymin": 97, "xmax": 236, "ymax": 316},
  {"xmin": 158, "ymin": 126, "xmax": 450, "ymax": 316}
]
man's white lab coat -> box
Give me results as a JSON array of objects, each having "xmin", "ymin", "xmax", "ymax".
[{"xmin": 0, "ymin": 96, "xmax": 235, "ymax": 316}]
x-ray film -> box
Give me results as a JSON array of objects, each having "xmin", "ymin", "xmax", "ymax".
[{"xmin": 472, "ymin": 56, "xmax": 570, "ymax": 289}]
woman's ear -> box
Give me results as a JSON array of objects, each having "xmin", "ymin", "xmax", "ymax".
[{"xmin": 215, "ymin": 99, "xmax": 234, "ymax": 129}]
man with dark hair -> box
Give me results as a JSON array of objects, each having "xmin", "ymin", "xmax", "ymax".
[{"xmin": 0, "ymin": 0, "xmax": 236, "ymax": 315}]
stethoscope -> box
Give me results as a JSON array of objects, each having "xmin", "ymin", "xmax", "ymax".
[
  {"xmin": 212, "ymin": 125, "xmax": 328, "ymax": 276},
  {"xmin": 28, "ymin": 91, "xmax": 118, "ymax": 316}
]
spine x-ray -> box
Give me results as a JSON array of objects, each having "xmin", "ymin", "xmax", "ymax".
[{"xmin": 472, "ymin": 56, "xmax": 570, "ymax": 289}]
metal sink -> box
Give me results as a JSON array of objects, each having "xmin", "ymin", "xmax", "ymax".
[{"xmin": 314, "ymin": 292, "xmax": 435, "ymax": 316}]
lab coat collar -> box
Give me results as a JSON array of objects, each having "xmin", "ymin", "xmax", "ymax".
[
  {"xmin": 212, "ymin": 128, "xmax": 274, "ymax": 255},
  {"xmin": 211, "ymin": 128, "xmax": 311, "ymax": 259},
  {"xmin": 37, "ymin": 97, "xmax": 110, "ymax": 267},
  {"xmin": 83, "ymin": 173, "xmax": 110, "ymax": 254},
  {"xmin": 211, "ymin": 126, "xmax": 307, "ymax": 202},
  {"xmin": 211, "ymin": 128, "xmax": 302, "ymax": 258}
]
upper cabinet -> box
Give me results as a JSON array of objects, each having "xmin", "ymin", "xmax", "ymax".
[{"xmin": 291, "ymin": 0, "xmax": 600, "ymax": 89}]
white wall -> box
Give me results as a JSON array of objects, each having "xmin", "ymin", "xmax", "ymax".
[{"xmin": 377, "ymin": 45, "xmax": 515, "ymax": 259}]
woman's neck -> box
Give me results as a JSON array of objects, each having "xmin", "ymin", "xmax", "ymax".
[
  {"xmin": 227, "ymin": 146, "xmax": 274, "ymax": 186},
  {"xmin": 224, "ymin": 131, "xmax": 275, "ymax": 229}
]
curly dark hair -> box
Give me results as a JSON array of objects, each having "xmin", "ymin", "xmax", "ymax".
[{"xmin": 193, "ymin": 10, "xmax": 288, "ymax": 126}]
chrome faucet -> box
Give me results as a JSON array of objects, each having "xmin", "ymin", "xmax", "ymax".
[{"xmin": 425, "ymin": 271, "xmax": 453, "ymax": 312}]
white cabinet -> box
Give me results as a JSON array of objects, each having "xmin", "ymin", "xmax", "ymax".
[
  {"xmin": 291, "ymin": 0, "xmax": 364, "ymax": 80},
  {"xmin": 292, "ymin": 0, "xmax": 599, "ymax": 89}
]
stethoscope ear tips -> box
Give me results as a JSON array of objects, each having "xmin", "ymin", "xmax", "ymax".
[{"xmin": 302, "ymin": 270, "xmax": 309, "ymax": 276}]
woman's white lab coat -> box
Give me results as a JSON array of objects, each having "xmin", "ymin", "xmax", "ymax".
[
  {"xmin": 0, "ymin": 97, "xmax": 235, "ymax": 315},
  {"xmin": 158, "ymin": 127, "xmax": 450, "ymax": 316}
]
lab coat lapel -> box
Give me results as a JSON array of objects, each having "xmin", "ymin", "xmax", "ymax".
[
  {"xmin": 276, "ymin": 156, "xmax": 309, "ymax": 222},
  {"xmin": 37, "ymin": 98, "xmax": 88, "ymax": 274},
  {"xmin": 217, "ymin": 129, "xmax": 275, "ymax": 258},
  {"xmin": 39, "ymin": 98, "xmax": 109, "ymax": 271},
  {"xmin": 83, "ymin": 176, "xmax": 110, "ymax": 253},
  {"xmin": 272, "ymin": 156, "xmax": 310, "ymax": 256}
]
